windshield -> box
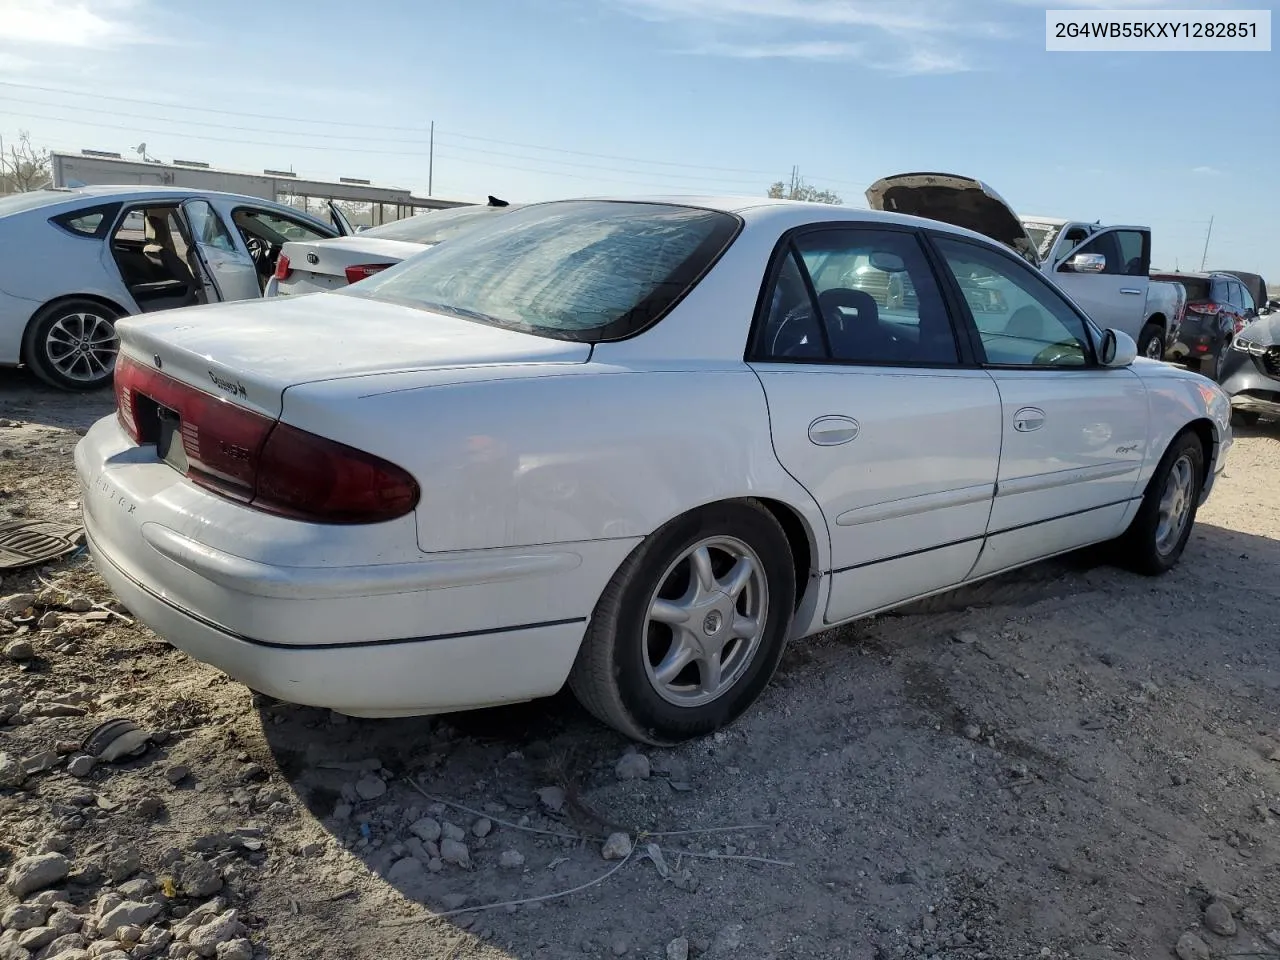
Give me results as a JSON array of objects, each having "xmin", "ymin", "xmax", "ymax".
[
  {"xmin": 348, "ymin": 200, "xmax": 742, "ymax": 341},
  {"xmin": 0, "ymin": 189, "xmax": 76, "ymax": 217},
  {"xmin": 359, "ymin": 204, "xmax": 516, "ymax": 245},
  {"xmin": 1022, "ymin": 220, "xmax": 1064, "ymax": 262}
]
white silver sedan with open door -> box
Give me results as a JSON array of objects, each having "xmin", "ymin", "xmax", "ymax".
[
  {"xmin": 75, "ymin": 196, "xmax": 1232, "ymax": 744},
  {"xmin": 0, "ymin": 186, "xmax": 349, "ymax": 391}
]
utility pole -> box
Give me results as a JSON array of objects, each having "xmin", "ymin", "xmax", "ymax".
[
  {"xmin": 1199, "ymin": 216, "xmax": 1214, "ymax": 271},
  {"xmin": 428, "ymin": 121, "xmax": 434, "ymax": 196}
]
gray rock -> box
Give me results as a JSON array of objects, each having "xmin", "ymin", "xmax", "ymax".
[
  {"xmin": 105, "ymin": 849, "xmax": 141, "ymax": 883},
  {"xmin": 405, "ymin": 837, "xmax": 430, "ymax": 863},
  {"xmin": 386, "ymin": 857, "xmax": 427, "ymax": 891},
  {"xmin": 441, "ymin": 893, "xmax": 468, "ymax": 911},
  {"xmin": 18, "ymin": 925, "xmax": 57, "ymax": 950},
  {"xmin": 1205, "ymin": 901, "xmax": 1238, "ymax": 936},
  {"xmin": 6, "ymin": 853, "xmax": 70, "ymax": 897},
  {"xmin": 186, "ymin": 909, "xmax": 245, "ymax": 958},
  {"xmin": 47, "ymin": 910, "xmax": 83, "ymax": 936},
  {"xmin": 962, "ymin": 724, "xmax": 982, "ymax": 741},
  {"xmin": 165, "ymin": 765, "xmax": 190, "ymax": 785},
  {"xmin": 99, "ymin": 901, "xmax": 162, "ymax": 939},
  {"xmin": 354, "ymin": 775, "xmax": 385, "ymax": 800},
  {"xmin": 2, "ymin": 903, "xmax": 49, "ymax": 930},
  {"xmin": 3, "ymin": 638, "xmax": 34, "ymax": 661},
  {"xmin": 713, "ymin": 924, "xmax": 745, "ymax": 953},
  {"xmin": 611, "ymin": 939, "xmax": 629, "ymax": 956},
  {"xmin": 66, "ymin": 756, "xmax": 95, "ymax": 778},
  {"xmin": 441, "ymin": 822, "xmax": 466, "ymax": 843},
  {"xmin": 215, "ymin": 940, "xmax": 253, "ymax": 960},
  {"xmin": 666, "ymin": 937, "xmax": 690, "ymax": 960},
  {"xmin": 408, "ymin": 818, "xmax": 441, "ymax": 843},
  {"xmin": 1, "ymin": 594, "xmax": 35, "ymax": 617},
  {"xmin": 37, "ymin": 612, "xmax": 59, "ymax": 630},
  {"xmin": 116, "ymin": 878, "xmax": 154, "ymax": 900},
  {"xmin": 0, "ymin": 945, "xmax": 27, "ymax": 960},
  {"xmin": 68, "ymin": 598, "xmax": 92, "ymax": 613},
  {"xmin": 471, "ymin": 817, "xmax": 492, "ymax": 838},
  {"xmin": 97, "ymin": 892, "xmax": 125, "ymax": 917},
  {"xmin": 498, "ymin": 849, "xmax": 525, "ymax": 870},
  {"xmin": 1175, "ymin": 932, "xmax": 1211, "ymax": 960},
  {"xmin": 0, "ymin": 751, "xmax": 25, "ymax": 789},
  {"xmin": 178, "ymin": 860, "xmax": 223, "ymax": 898},
  {"xmin": 440, "ymin": 838, "xmax": 470, "ymax": 869},
  {"xmin": 536, "ymin": 786, "xmax": 566, "ymax": 813},
  {"xmin": 426, "ymin": 858, "xmax": 443, "ymax": 873},
  {"xmin": 601, "ymin": 832, "xmax": 632, "ymax": 860},
  {"xmin": 615, "ymin": 753, "xmax": 651, "ymax": 781}
]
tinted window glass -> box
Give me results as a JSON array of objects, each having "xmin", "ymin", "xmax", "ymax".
[
  {"xmin": 233, "ymin": 208, "xmax": 330, "ymax": 244},
  {"xmin": 1239, "ymin": 283, "xmax": 1255, "ymax": 313},
  {"xmin": 50, "ymin": 202, "xmax": 120, "ymax": 239},
  {"xmin": 753, "ymin": 248, "xmax": 827, "ymax": 360},
  {"xmin": 350, "ymin": 201, "xmax": 740, "ymax": 342},
  {"xmin": 935, "ymin": 236, "xmax": 1092, "ymax": 367},
  {"xmin": 360, "ymin": 205, "xmax": 515, "ymax": 244},
  {"xmin": 1073, "ymin": 231, "xmax": 1123, "ymax": 275},
  {"xmin": 1114, "ymin": 230, "xmax": 1148, "ymax": 276},
  {"xmin": 786, "ymin": 229, "xmax": 958, "ymax": 365}
]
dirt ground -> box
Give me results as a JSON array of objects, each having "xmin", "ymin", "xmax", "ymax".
[{"xmin": 1, "ymin": 368, "xmax": 1278, "ymax": 960}]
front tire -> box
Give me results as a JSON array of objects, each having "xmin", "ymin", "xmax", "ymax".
[
  {"xmin": 1137, "ymin": 323, "xmax": 1165, "ymax": 361},
  {"xmin": 568, "ymin": 500, "xmax": 796, "ymax": 744},
  {"xmin": 22, "ymin": 299, "xmax": 121, "ymax": 391},
  {"xmin": 1115, "ymin": 431, "xmax": 1204, "ymax": 576}
]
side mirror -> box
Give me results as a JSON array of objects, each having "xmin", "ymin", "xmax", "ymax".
[
  {"xmin": 1064, "ymin": 252, "xmax": 1107, "ymax": 274},
  {"xmin": 1099, "ymin": 328, "xmax": 1138, "ymax": 367}
]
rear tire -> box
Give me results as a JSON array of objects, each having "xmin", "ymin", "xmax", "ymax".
[
  {"xmin": 22, "ymin": 299, "xmax": 121, "ymax": 391},
  {"xmin": 1137, "ymin": 323, "xmax": 1165, "ymax": 361},
  {"xmin": 1114, "ymin": 431, "xmax": 1204, "ymax": 576},
  {"xmin": 568, "ymin": 500, "xmax": 795, "ymax": 744}
]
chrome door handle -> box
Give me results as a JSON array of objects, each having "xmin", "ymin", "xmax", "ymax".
[
  {"xmin": 1120, "ymin": 288, "xmax": 1142, "ymax": 295},
  {"xmin": 1013, "ymin": 406, "xmax": 1046, "ymax": 432},
  {"xmin": 808, "ymin": 415, "xmax": 860, "ymax": 446}
]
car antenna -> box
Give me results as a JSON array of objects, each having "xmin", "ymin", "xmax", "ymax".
[{"xmin": 488, "ymin": 196, "xmax": 509, "ymax": 207}]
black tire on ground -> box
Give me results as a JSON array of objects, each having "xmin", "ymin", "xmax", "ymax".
[
  {"xmin": 22, "ymin": 298, "xmax": 121, "ymax": 391},
  {"xmin": 1114, "ymin": 430, "xmax": 1205, "ymax": 576},
  {"xmin": 568, "ymin": 499, "xmax": 796, "ymax": 744},
  {"xmin": 1231, "ymin": 410, "xmax": 1261, "ymax": 427},
  {"xmin": 1137, "ymin": 323, "xmax": 1165, "ymax": 360}
]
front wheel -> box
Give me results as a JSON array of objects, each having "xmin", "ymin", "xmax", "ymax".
[
  {"xmin": 568, "ymin": 500, "xmax": 796, "ymax": 744},
  {"xmin": 1114, "ymin": 431, "xmax": 1204, "ymax": 575},
  {"xmin": 22, "ymin": 299, "xmax": 121, "ymax": 391},
  {"xmin": 1137, "ymin": 323, "xmax": 1165, "ymax": 361}
]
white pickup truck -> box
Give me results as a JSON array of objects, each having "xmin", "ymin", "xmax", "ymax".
[{"xmin": 866, "ymin": 173, "xmax": 1185, "ymax": 360}]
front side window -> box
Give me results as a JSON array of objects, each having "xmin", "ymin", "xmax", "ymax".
[
  {"xmin": 934, "ymin": 236, "xmax": 1093, "ymax": 368},
  {"xmin": 184, "ymin": 200, "xmax": 237, "ymax": 253},
  {"xmin": 233, "ymin": 208, "xmax": 331, "ymax": 244},
  {"xmin": 349, "ymin": 200, "xmax": 740, "ymax": 342},
  {"xmin": 1114, "ymin": 230, "xmax": 1148, "ymax": 276}
]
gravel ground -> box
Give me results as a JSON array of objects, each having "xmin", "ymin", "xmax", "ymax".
[{"xmin": 1, "ymin": 369, "xmax": 1278, "ymax": 960}]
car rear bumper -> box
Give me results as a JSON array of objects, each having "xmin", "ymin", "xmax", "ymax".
[{"xmin": 74, "ymin": 414, "xmax": 636, "ymax": 716}]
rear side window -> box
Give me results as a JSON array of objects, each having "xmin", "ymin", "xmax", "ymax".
[
  {"xmin": 50, "ymin": 203, "xmax": 121, "ymax": 239},
  {"xmin": 1211, "ymin": 279, "xmax": 1233, "ymax": 305},
  {"xmin": 349, "ymin": 200, "xmax": 741, "ymax": 342}
]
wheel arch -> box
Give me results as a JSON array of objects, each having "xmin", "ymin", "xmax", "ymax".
[
  {"xmin": 21, "ymin": 293, "xmax": 129, "ymax": 365},
  {"xmin": 1146, "ymin": 311, "xmax": 1168, "ymax": 333},
  {"xmin": 1183, "ymin": 416, "xmax": 1217, "ymax": 487}
]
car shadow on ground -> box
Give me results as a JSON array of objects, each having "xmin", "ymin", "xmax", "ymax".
[
  {"xmin": 246, "ymin": 519, "xmax": 1280, "ymax": 959},
  {"xmin": 2, "ymin": 369, "xmax": 114, "ymax": 432}
]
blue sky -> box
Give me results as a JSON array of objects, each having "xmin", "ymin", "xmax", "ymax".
[{"xmin": 1, "ymin": 0, "xmax": 1277, "ymax": 279}]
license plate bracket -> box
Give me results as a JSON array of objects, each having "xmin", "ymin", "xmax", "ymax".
[{"xmin": 156, "ymin": 406, "xmax": 189, "ymax": 474}]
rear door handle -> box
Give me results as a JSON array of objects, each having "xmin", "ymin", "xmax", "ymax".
[
  {"xmin": 1120, "ymin": 288, "xmax": 1142, "ymax": 295},
  {"xmin": 1013, "ymin": 406, "xmax": 1046, "ymax": 432},
  {"xmin": 808, "ymin": 415, "xmax": 860, "ymax": 446}
]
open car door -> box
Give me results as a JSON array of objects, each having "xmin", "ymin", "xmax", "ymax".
[
  {"xmin": 180, "ymin": 199, "xmax": 263, "ymax": 302},
  {"xmin": 327, "ymin": 200, "xmax": 355, "ymax": 236}
]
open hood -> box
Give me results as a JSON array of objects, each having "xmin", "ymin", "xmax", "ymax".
[{"xmin": 866, "ymin": 172, "xmax": 1041, "ymax": 266}]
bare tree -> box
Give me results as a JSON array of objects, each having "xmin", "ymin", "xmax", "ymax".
[
  {"xmin": 768, "ymin": 167, "xmax": 841, "ymax": 205},
  {"xmin": 1, "ymin": 131, "xmax": 52, "ymax": 194}
]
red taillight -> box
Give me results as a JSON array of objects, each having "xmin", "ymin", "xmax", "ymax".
[
  {"xmin": 273, "ymin": 253, "xmax": 292, "ymax": 281},
  {"xmin": 1187, "ymin": 300, "xmax": 1221, "ymax": 315},
  {"xmin": 344, "ymin": 263, "xmax": 391, "ymax": 285},
  {"xmin": 112, "ymin": 354, "xmax": 419, "ymax": 524}
]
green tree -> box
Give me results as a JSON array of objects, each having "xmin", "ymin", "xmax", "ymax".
[{"xmin": 768, "ymin": 167, "xmax": 841, "ymax": 205}]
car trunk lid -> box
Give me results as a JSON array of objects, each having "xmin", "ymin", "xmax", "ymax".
[
  {"xmin": 115, "ymin": 292, "xmax": 592, "ymax": 419},
  {"xmin": 866, "ymin": 172, "xmax": 1042, "ymax": 266},
  {"xmin": 278, "ymin": 236, "xmax": 427, "ymax": 287}
]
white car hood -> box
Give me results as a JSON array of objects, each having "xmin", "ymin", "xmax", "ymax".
[
  {"xmin": 866, "ymin": 172, "xmax": 1042, "ymax": 266},
  {"xmin": 116, "ymin": 293, "xmax": 590, "ymax": 418}
]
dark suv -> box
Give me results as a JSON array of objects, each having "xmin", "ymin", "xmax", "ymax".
[{"xmin": 1152, "ymin": 271, "xmax": 1258, "ymax": 377}]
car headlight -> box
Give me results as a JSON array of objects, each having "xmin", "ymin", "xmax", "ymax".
[{"xmin": 1232, "ymin": 337, "xmax": 1271, "ymax": 355}]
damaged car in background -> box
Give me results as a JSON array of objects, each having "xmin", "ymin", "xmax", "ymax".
[
  {"xmin": 866, "ymin": 172, "xmax": 1185, "ymax": 361},
  {"xmin": 0, "ymin": 186, "xmax": 349, "ymax": 391}
]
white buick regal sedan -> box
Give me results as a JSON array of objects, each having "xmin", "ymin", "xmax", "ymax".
[{"xmin": 75, "ymin": 196, "xmax": 1232, "ymax": 743}]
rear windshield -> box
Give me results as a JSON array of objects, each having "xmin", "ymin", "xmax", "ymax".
[
  {"xmin": 0, "ymin": 189, "xmax": 77, "ymax": 217},
  {"xmin": 359, "ymin": 205, "xmax": 515, "ymax": 245},
  {"xmin": 347, "ymin": 200, "xmax": 742, "ymax": 341},
  {"xmin": 1170, "ymin": 278, "xmax": 1211, "ymax": 301}
]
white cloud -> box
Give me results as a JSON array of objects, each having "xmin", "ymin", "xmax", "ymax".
[
  {"xmin": 1192, "ymin": 165, "xmax": 1222, "ymax": 176},
  {"xmin": 0, "ymin": 0, "xmax": 151, "ymax": 48}
]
